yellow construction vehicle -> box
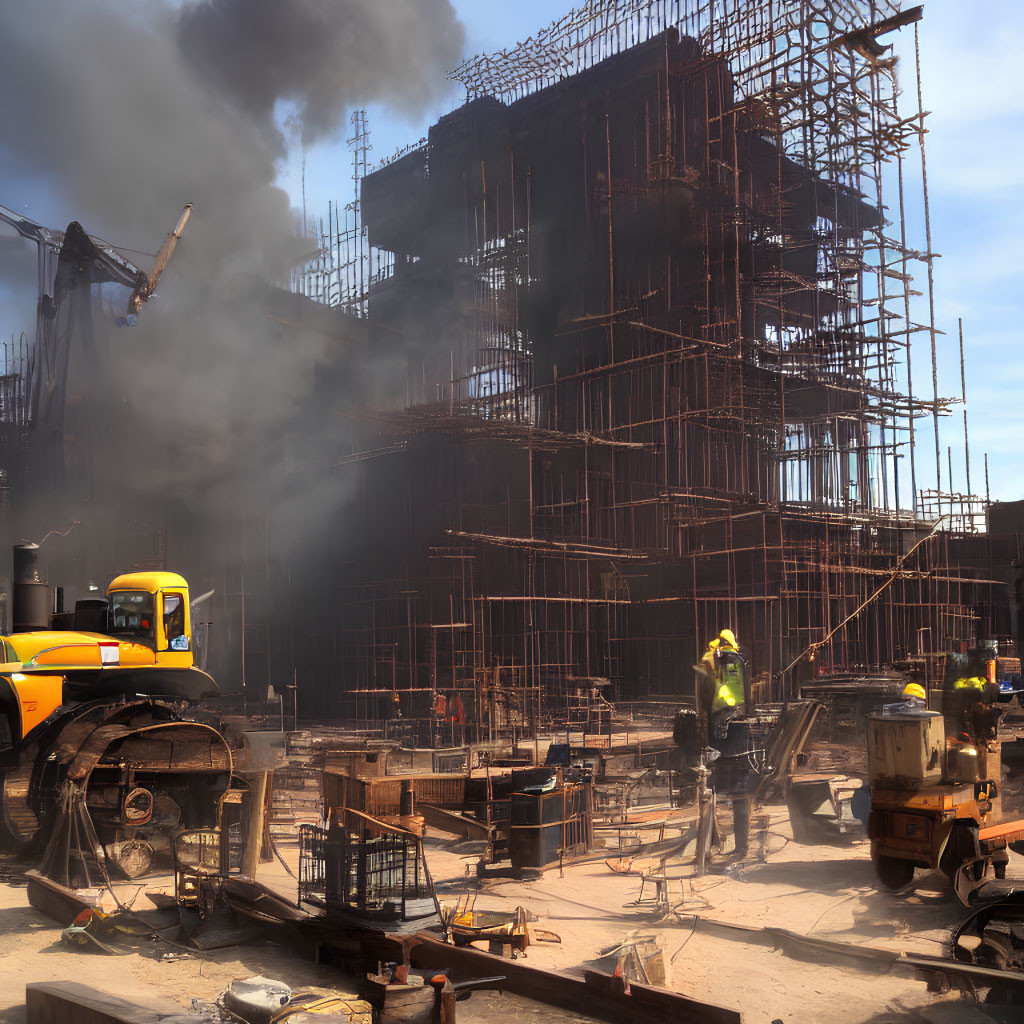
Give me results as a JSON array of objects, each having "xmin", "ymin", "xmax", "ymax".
[
  {"xmin": 0, "ymin": 545, "xmax": 230, "ymax": 886},
  {"xmin": 867, "ymin": 646, "xmax": 1024, "ymax": 900}
]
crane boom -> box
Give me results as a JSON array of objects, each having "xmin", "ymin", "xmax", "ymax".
[{"xmin": 127, "ymin": 202, "xmax": 193, "ymax": 314}]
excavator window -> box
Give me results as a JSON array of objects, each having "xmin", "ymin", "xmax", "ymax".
[
  {"xmin": 109, "ymin": 590, "xmax": 156, "ymax": 646},
  {"xmin": 163, "ymin": 593, "xmax": 187, "ymax": 650}
]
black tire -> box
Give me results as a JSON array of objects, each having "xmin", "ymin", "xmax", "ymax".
[
  {"xmin": 940, "ymin": 821, "xmax": 983, "ymax": 882},
  {"xmin": 977, "ymin": 933, "xmax": 1011, "ymax": 971},
  {"xmin": 873, "ymin": 850, "xmax": 915, "ymax": 890}
]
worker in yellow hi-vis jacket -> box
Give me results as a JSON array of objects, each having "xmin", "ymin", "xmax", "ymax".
[
  {"xmin": 695, "ymin": 628, "xmax": 756, "ymax": 857},
  {"xmin": 697, "ymin": 628, "xmax": 749, "ymax": 740}
]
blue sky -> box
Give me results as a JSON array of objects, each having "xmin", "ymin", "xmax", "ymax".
[
  {"xmin": 283, "ymin": 1, "xmax": 1023, "ymax": 505},
  {"xmin": 888, "ymin": 3, "xmax": 1024, "ymax": 505}
]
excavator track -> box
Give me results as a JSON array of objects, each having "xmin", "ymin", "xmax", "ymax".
[
  {"xmin": 0, "ymin": 699, "xmax": 228, "ymax": 857},
  {"xmin": 1, "ymin": 699, "xmax": 233, "ymax": 886},
  {"xmin": 0, "ymin": 743, "xmax": 40, "ymax": 847}
]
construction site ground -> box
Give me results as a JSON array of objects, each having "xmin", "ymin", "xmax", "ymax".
[{"xmin": 0, "ymin": 800, "xmax": 1008, "ymax": 1024}]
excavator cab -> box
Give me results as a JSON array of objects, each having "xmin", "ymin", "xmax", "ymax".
[
  {"xmin": 106, "ymin": 571, "xmax": 193, "ymax": 668},
  {"xmin": 0, "ymin": 560, "xmax": 211, "ymax": 760}
]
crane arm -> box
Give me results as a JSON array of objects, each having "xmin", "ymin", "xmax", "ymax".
[{"xmin": 127, "ymin": 203, "xmax": 193, "ymax": 314}]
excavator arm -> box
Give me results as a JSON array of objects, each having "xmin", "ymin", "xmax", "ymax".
[{"xmin": 126, "ymin": 203, "xmax": 193, "ymax": 315}]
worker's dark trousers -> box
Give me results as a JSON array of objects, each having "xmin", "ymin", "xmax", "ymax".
[{"xmin": 732, "ymin": 796, "xmax": 751, "ymax": 856}]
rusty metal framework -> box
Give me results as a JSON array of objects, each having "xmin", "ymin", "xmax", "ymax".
[
  {"xmin": 293, "ymin": 110, "xmax": 394, "ymax": 316},
  {"xmin": 0, "ymin": 333, "xmax": 29, "ymax": 524},
  {"xmin": 269, "ymin": 0, "xmax": 1006, "ymax": 732}
]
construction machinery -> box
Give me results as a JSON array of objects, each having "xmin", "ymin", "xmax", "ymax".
[
  {"xmin": 0, "ymin": 543, "xmax": 232, "ymax": 885},
  {"xmin": 867, "ymin": 645, "xmax": 1024, "ymax": 899}
]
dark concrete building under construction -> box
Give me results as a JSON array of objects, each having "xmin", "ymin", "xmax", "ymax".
[{"xmin": 313, "ymin": 17, "xmax": 1018, "ymax": 733}]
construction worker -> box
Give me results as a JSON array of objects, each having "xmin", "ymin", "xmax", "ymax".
[
  {"xmin": 945, "ymin": 656, "xmax": 1002, "ymax": 764},
  {"xmin": 698, "ymin": 629, "xmax": 749, "ymax": 739},
  {"xmin": 695, "ymin": 629, "xmax": 756, "ymax": 859},
  {"xmin": 710, "ymin": 629, "xmax": 745, "ymax": 713}
]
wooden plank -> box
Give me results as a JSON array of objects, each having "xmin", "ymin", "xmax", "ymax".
[
  {"xmin": 26, "ymin": 981, "xmax": 204, "ymax": 1023},
  {"xmin": 260, "ymin": 770, "xmax": 276, "ymax": 861},
  {"xmin": 25, "ymin": 870, "xmax": 94, "ymax": 924},
  {"xmin": 345, "ymin": 807, "xmax": 420, "ymax": 839},
  {"xmin": 584, "ymin": 971, "xmax": 740, "ymax": 1022},
  {"xmin": 241, "ymin": 771, "xmax": 269, "ymax": 879},
  {"xmin": 405, "ymin": 932, "xmax": 741, "ymax": 1024},
  {"xmin": 418, "ymin": 803, "xmax": 492, "ymax": 840},
  {"xmin": 413, "ymin": 776, "xmax": 467, "ymax": 809},
  {"xmin": 300, "ymin": 922, "xmax": 740, "ymax": 1023},
  {"xmin": 117, "ymin": 739, "xmax": 219, "ymax": 769},
  {"xmin": 322, "ymin": 773, "xmax": 467, "ymax": 818},
  {"xmin": 222, "ymin": 877, "xmax": 312, "ymax": 924}
]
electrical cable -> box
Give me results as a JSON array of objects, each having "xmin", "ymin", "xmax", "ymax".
[
  {"xmin": 808, "ymin": 888, "xmax": 873, "ymax": 933},
  {"xmin": 669, "ymin": 916, "xmax": 698, "ymax": 963}
]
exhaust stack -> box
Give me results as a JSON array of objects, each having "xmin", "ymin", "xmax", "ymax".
[{"xmin": 12, "ymin": 544, "xmax": 51, "ymax": 633}]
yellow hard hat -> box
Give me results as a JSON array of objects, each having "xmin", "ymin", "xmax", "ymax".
[
  {"xmin": 718, "ymin": 628, "xmax": 737, "ymax": 649},
  {"xmin": 902, "ymin": 683, "xmax": 926, "ymax": 702}
]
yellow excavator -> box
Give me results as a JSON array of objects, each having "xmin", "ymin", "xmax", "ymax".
[{"xmin": 0, "ymin": 544, "xmax": 231, "ymax": 885}]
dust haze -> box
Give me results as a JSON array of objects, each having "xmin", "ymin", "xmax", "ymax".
[{"xmin": 0, "ymin": 0, "xmax": 464, "ymax": 581}]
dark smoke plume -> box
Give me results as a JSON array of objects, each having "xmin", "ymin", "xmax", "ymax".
[
  {"xmin": 0, "ymin": 0, "xmax": 462, "ymax": 271},
  {"xmin": 0, "ymin": 0, "xmax": 465, "ymax": 675},
  {"xmin": 179, "ymin": 0, "xmax": 462, "ymax": 145},
  {"xmin": 0, "ymin": 0, "xmax": 463, "ymax": 486}
]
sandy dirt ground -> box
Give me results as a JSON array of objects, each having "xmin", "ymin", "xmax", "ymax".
[{"xmin": 0, "ymin": 801, "xmax": 1013, "ymax": 1023}]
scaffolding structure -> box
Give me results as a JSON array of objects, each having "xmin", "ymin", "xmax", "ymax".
[
  {"xmin": 0, "ymin": 334, "xmax": 30, "ymax": 523},
  {"xmin": 293, "ymin": 110, "xmax": 396, "ymax": 317},
  {"xmin": 279, "ymin": 0, "xmax": 1015, "ymax": 734}
]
